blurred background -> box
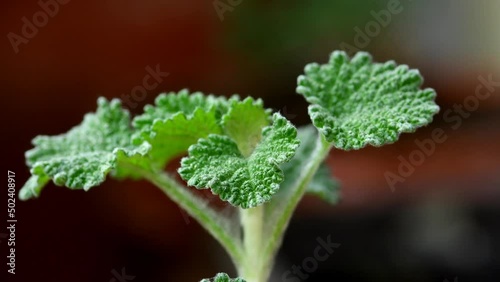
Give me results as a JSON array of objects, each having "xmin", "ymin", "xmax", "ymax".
[{"xmin": 1, "ymin": 0, "xmax": 499, "ymax": 281}]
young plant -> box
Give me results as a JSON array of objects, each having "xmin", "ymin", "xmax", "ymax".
[{"xmin": 20, "ymin": 51, "xmax": 439, "ymax": 282}]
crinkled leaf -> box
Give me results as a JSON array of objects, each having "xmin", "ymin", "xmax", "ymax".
[
  {"xmin": 297, "ymin": 51, "xmax": 440, "ymax": 150},
  {"xmin": 200, "ymin": 273, "xmax": 246, "ymax": 282},
  {"xmin": 20, "ymin": 98, "xmax": 151, "ymax": 200},
  {"xmin": 222, "ymin": 97, "xmax": 271, "ymax": 157},
  {"xmin": 179, "ymin": 113, "xmax": 300, "ymax": 209},
  {"xmin": 132, "ymin": 90, "xmax": 235, "ymax": 168},
  {"xmin": 279, "ymin": 126, "xmax": 340, "ymax": 204},
  {"xmin": 133, "ymin": 89, "xmax": 232, "ymax": 126}
]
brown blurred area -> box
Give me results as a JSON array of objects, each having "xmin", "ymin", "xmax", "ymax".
[{"xmin": 1, "ymin": 0, "xmax": 499, "ymax": 281}]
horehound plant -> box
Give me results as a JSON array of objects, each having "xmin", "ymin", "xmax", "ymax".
[{"xmin": 20, "ymin": 51, "xmax": 439, "ymax": 282}]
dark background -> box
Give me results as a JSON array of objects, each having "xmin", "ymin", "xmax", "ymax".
[{"xmin": 1, "ymin": 0, "xmax": 499, "ymax": 281}]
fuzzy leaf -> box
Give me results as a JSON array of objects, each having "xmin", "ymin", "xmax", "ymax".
[
  {"xmin": 133, "ymin": 89, "xmax": 231, "ymax": 126},
  {"xmin": 200, "ymin": 273, "xmax": 246, "ymax": 282},
  {"xmin": 20, "ymin": 98, "xmax": 151, "ymax": 200},
  {"xmin": 222, "ymin": 97, "xmax": 271, "ymax": 157},
  {"xmin": 179, "ymin": 113, "xmax": 300, "ymax": 209},
  {"xmin": 132, "ymin": 90, "xmax": 234, "ymax": 168},
  {"xmin": 297, "ymin": 51, "xmax": 440, "ymax": 150},
  {"xmin": 279, "ymin": 126, "xmax": 340, "ymax": 204}
]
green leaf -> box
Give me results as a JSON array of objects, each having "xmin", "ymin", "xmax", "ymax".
[
  {"xmin": 19, "ymin": 174, "xmax": 50, "ymax": 201},
  {"xmin": 20, "ymin": 98, "xmax": 151, "ymax": 200},
  {"xmin": 279, "ymin": 126, "xmax": 340, "ymax": 204},
  {"xmin": 222, "ymin": 97, "xmax": 272, "ymax": 157},
  {"xmin": 132, "ymin": 89, "xmax": 234, "ymax": 168},
  {"xmin": 179, "ymin": 113, "xmax": 300, "ymax": 209},
  {"xmin": 200, "ymin": 273, "xmax": 246, "ymax": 282},
  {"xmin": 297, "ymin": 51, "xmax": 440, "ymax": 150}
]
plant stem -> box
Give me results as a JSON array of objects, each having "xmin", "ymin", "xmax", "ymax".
[
  {"xmin": 141, "ymin": 169, "xmax": 244, "ymax": 268},
  {"xmin": 239, "ymin": 205, "xmax": 266, "ymax": 282},
  {"xmin": 260, "ymin": 133, "xmax": 332, "ymax": 280},
  {"xmin": 138, "ymin": 133, "xmax": 332, "ymax": 282}
]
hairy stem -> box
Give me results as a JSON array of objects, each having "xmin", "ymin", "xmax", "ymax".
[
  {"xmin": 137, "ymin": 133, "xmax": 331, "ymax": 282},
  {"xmin": 260, "ymin": 133, "xmax": 332, "ymax": 280},
  {"xmin": 141, "ymin": 169, "xmax": 244, "ymax": 268},
  {"xmin": 239, "ymin": 205, "xmax": 267, "ymax": 282}
]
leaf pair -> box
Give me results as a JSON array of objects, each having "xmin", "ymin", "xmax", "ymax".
[
  {"xmin": 20, "ymin": 91, "xmax": 302, "ymax": 210},
  {"xmin": 20, "ymin": 90, "xmax": 228, "ymax": 200},
  {"xmin": 136, "ymin": 92, "xmax": 301, "ymax": 209}
]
